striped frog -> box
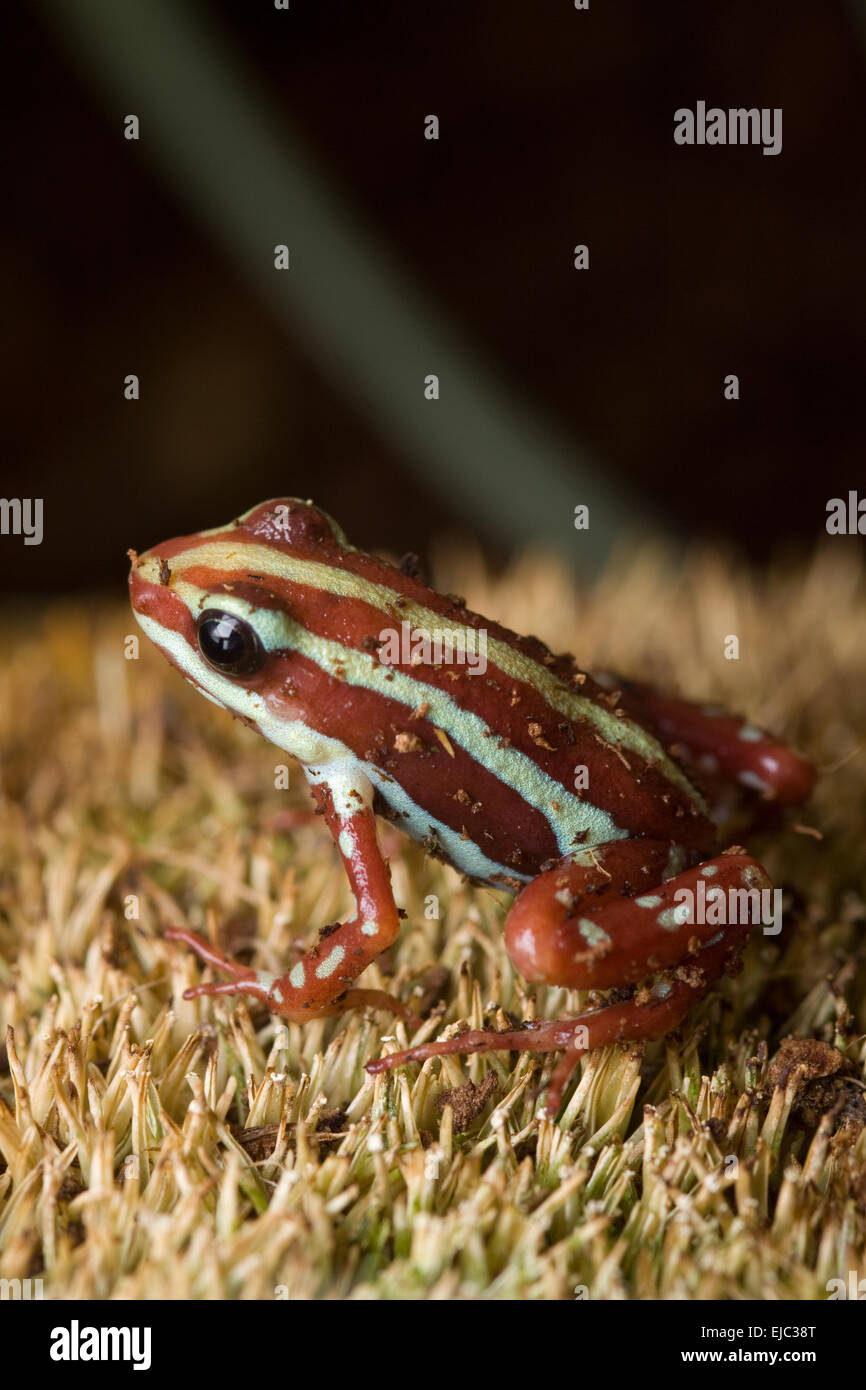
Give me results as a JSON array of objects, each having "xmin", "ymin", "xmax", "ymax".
[{"xmin": 128, "ymin": 499, "xmax": 814, "ymax": 1113}]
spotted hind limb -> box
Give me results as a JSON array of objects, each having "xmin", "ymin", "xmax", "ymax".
[
  {"xmin": 367, "ymin": 851, "xmax": 770, "ymax": 1115},
  {"xmin": 166, "ymin": 770, "xmax": 416, "ymax": 1023},
  {"xmin": 601, "ymin": 675, "xmax": 816, "ymax": 805}
]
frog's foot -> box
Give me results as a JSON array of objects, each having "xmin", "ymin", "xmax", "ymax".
[
  {"xmin": 164, "ymin": 772, "xmax": 421, "ymax": 1022},
  {"xmin": 165, "ymin": 926, "xmax": 276, "ymax": 1009},
  {"xmin": 609, "ymin": 677, "xmax": 816, "ymax": 804},
  {"xmin": 368, "ymin": 850, "xmax": 769, "ymax": 1116},
  {"xmin": 368, "ymin": 948, "xmax": 726, "ymax": 1117},
  {"xmin": 165, "ymin": 926, "xmax": 415, "ymax": 1022}
]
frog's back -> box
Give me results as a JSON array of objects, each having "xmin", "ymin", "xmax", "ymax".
[{"xmin": 130, "ymin": 498, "xmax": 712, "ymax": 888}]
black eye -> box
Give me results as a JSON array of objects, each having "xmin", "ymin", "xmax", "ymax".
[{"xmin": 196, "ymin": 610, "xmax": 265, "ymax": 676}]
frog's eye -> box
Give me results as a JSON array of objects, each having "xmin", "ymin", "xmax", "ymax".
[{"xmin": 196, "ymin": 610, "xmax": 265, "ymax": 676}]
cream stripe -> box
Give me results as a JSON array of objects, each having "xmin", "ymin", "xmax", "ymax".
[
  {"xmin": 140, "ymin": 540, "xmax": 703, "ymax": 809},
  {"xmin": 133, "ymin": 609, "xmax": 525, "ymax": 884},
  {"xmin": 165, "ymin": 577, "xmax": 625, "ymax": 852}
]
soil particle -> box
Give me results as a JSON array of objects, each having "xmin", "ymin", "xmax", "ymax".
[
  {"xmin": 435, "ymin": 1070, "xmax": 499, "ymax": 1131},
  {"xmin": 769, "ymin": 1038, "xmax": 866, "ymax": 1134}
]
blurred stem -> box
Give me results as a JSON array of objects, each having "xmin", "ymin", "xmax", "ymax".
[{"xmin": 38, "ymin": 0, "xmax": 660, "ymax": 564}]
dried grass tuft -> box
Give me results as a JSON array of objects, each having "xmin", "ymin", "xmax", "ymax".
[{"xmin": 1, "ymin": 538, "xmax": 864, "ymax": 1299}]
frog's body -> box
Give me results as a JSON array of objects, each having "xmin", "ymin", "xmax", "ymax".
[{"xmin": 129, "ymin": 499, "xmax": 815, "ymax": 1113}]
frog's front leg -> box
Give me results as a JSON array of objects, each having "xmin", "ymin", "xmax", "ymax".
[
  {"xmin": 166, "ymin": 769, "xmax": 414, "ymax": 1023},
  {"xmin": 368, "ymin": 844, "xmax": 768, "ymax": 1115}
]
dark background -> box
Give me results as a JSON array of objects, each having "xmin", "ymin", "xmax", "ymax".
[{"xmin": 3, "ymin": 1, "xmax": 864, "ymax": 595}]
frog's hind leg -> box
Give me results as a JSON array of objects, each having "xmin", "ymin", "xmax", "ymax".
[
  {"xmin": 367, "ymin": 850, "xmax": 769, "ymax": 1116},
  {"xmin": 610, "ymin": 677, "xmax": 815, "ymax": 805},
  {"xmin": 373, "ymin": 932, "xmax": 735, "ymax": 1118}
]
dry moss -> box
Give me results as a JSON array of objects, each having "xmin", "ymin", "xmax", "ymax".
[{"xmin": 0, "ymin": 539, "xmax": 864, "ymax": 1299}]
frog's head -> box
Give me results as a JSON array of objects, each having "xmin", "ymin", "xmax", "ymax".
[{"xmin": 128, "ymin": 498, "xmax": 356, "ymax": 759}]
